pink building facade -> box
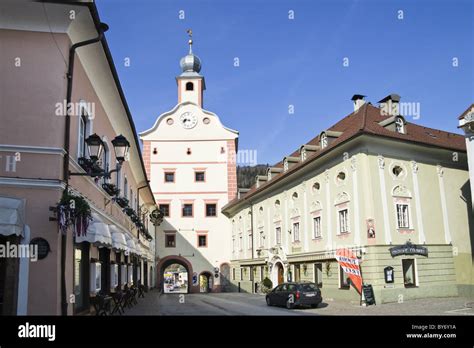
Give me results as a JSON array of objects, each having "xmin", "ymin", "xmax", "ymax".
[{"xmin": 0, "ymin": 1, "xmax": 156, "ymax": 315}]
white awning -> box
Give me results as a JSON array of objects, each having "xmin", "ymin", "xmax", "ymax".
[
  {"xmin": 125, "ymin": 234, "xmax": 138, "ymax": 255},
  {"xmin": 0, "ymin": 197, "xmax": 25, "ymax": 237},
  {"xmin": 76, "ymin": 213, "xmax": 112, "ymax": 247},
  {"xmin": 109, "ymin": 225, "xmax": 128, "ymax": 251}
]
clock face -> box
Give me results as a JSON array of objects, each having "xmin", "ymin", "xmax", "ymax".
[{"xmin": 179, "ymin": 112, "xmax": 197, "ymax": 129}]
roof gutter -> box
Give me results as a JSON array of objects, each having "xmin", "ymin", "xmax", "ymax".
[{"xmin": 85, "ymin": 1, "xmax": 155, "ymax": 205}]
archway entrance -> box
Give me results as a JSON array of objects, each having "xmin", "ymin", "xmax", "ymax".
[
  {"xmin": 163, "ymin": 264, "xmax": 188, "ymax": 293},
  {"xmin": 277, "ymin": 263, "xmax": 284, "ymax": 285},
  {"xmin": 157, "ymin": 255, "xmax": 193, "ymax": 294},
  {"xmin": 199, "ymin": 272, "xmax": 212, "ymax": 293}
]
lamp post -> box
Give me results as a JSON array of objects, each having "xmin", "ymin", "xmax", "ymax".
[{"xmin": 70, "ymin": 134, "xmax": 130, "ymax": 178}]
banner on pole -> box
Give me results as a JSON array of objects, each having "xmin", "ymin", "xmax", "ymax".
[{"xmin": 335, "ymin": 248, "xmax": 363, "ymax": 294}]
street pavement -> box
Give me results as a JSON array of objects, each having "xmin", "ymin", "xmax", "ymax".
[{"xmin": 123, "ymin": 290, "xmax": 474, "ymax": 316}]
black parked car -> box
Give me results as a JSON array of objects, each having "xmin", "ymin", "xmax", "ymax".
[{"xmin": 266, "ymin": 282, "xmax": 322, "ymax": 309}]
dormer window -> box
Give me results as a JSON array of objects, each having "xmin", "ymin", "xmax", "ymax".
[
  {"xmin": 301, "ymin": 148, "xmax": 307, "ymax": 161},
  {"xmin": 321, "ymin": 133, "xmax": 328, "ymax": 148},
  {"xmin": 395, "ymin": 117, "xmax": 405, "ymax": 134},
  {"xmin": 186, "ymin": 82, "xmax": 194, "ymax": 91}
]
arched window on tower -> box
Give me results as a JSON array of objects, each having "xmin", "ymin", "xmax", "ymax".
[{"xmin": 186, "ymin": 82, "xmax": 194, "ymax": 91}]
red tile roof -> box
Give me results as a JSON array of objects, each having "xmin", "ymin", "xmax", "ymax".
[{"xmin": 224, "ymin": 103, "xmax": 466, "ymax": 210}]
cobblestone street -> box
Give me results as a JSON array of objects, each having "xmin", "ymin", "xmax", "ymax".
[{"xmin": 124, "ymin": 290, "xmax": 474, "ymax": 316}]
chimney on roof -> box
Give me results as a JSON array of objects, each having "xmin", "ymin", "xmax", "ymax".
[
  {"xmin": 351, "ymin": 94, "xmax": 366, "ymax": 112},
  {"xmin": 378, "ymin": 93, "xmax": 401, "ymax": 116}
]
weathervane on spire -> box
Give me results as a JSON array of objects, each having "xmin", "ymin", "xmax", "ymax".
[{"xmin": 186, "ymin": 29, "xmax": 193, "ymax": 54}]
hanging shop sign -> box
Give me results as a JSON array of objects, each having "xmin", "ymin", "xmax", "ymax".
[
  {"xmin": 30, "ymin": 238, "xmax": 50, "ymax": 260},
  {"xmin": 192, "ymin": 272, "xmax": 198, "ymax": 286},
  {"xmin": 389, "ymin": 241, "xmax": 428, "ymax": 257},
  {"xmin": 335, "ymin": 248, "xmax": 362, "ymax": 294}
]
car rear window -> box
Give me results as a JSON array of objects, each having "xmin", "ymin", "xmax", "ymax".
[{"xmin": 300, "ymin": 283, "xmax": 318, "ymax": 291}]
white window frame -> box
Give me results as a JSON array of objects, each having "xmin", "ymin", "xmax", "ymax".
[
  {"xmin": 301, "ymin": 148, "xmax": 307, "ymax": 161},
  {"xmin": 337, "ymin": 208, "xmax": 350, "ymax": 234},
  {"xmin": 247, "ymin": 232, "xmax": 252, "ymax": 250},
  {"xmin": 396, "ymin": 203, "xmax": 410, "ymax": 229},
  {"xmin": 402, "ymin": 258, "xmax": 418, "ymax": 287},
  {"xmin": 259, "ymin": 231, "xmax": 265, "ymax": 248},
  {"xmin": 393, "ymin": 198, "xmax": 413, "ymax": 230},
  {"xmin": 77, "ymin": 103, "xmax": 93, "ymax": 160},
  {"xmin": 395, "ymin": 117, "xmax": 405, "ymax": 134},
  {"xmin": 313, "ymin": 215, "xmax": 322, "ymax": 238},
  {"xmin": 239, "ymin": 235, "xmax": 243, "ymax": 251},
  {"xmin": 321, "ymin": 133, "xmax": 328, "ymax": 148},
  {"xmin": 275, "ymin": 226, "xmax": 281, "ymax": 245},
  {"xmin": 293, "ymin": 222, "xmax": 300, "ymax": 242}
]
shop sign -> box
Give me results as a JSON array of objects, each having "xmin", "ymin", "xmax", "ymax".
[
  {"xmin": 335, "ymin": 248, "xmax": 362, "ymax": 294},
  {"xmin": 389, "ymin": 241, "xmax": 428, "ymax": 257}
]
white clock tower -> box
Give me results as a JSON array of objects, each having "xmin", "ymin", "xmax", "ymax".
[{"xmin": 140, "ymin": 32, "xmax": 239, "ymax": 293}]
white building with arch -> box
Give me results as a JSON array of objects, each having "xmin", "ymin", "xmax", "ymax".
[{"xmin": 140, "ymin": 37, "xmax": 238, "ymax": 293}]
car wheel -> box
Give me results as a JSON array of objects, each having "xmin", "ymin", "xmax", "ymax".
[
  {"xmin": 286, "ymin": 299, "xmax": 294, "ymax": 310},
  {"xmin": 266, "ymin": 297, "xmax": 272, "ymax": 306}
]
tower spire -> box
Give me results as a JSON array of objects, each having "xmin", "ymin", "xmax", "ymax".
[{"xmin": 186, "ymin": 29, "xmax": 193, "ymax": 54}]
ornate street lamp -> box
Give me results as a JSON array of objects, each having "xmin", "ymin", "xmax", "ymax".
[
  {"xmin": 70, "ymin": 133, "xmax": 130, "ymax": 178},
  {"xmin": 85, "ymin": 133, "xmax": 104, "ymax": 162},
  {"xmin": 111, "ymin": 134, "xmax": 130, "ymax": 164}
]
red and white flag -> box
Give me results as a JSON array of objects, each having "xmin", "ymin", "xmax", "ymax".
[{"xmin": 335, "ymin": 248, "xmax": 363, "ymax": 294}]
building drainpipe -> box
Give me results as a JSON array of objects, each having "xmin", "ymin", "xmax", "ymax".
[
  {"xmin": 61, "ymin": 23, "xmax": 109, "ymax": 316},
  {"xmin": 250, "ymin": 203, "xmax": 254, "ymax": 292}
]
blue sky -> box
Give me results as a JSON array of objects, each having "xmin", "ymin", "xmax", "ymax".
[{"xmin": 96, "ymin": 0, "xmax": 473, "ymax": 165}]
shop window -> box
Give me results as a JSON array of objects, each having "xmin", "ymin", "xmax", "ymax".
[
  {"xmin": 159, "ymin": 204, "xmax": 170, "ymax": 217},
  {"xmin": 313, "ymin": 216, "xmax": 322, "ymax": 238},
  {"xmin": 396, "ymin": 204, "xmax": 410, "ymax": 229},
  {"xmin": 402, "ymin": 259, "xmax": 417, "ymax": 287},
  {"xmin": 339, "ymin": 265, "xmax": 350, "ymax": 289},
  {"xmin": 73, "ymin": 244, "xmax": 90, "ymax": 313},
  {"xmin": 205, "ymin": 203, "xmax": 217, "ymax": 217},
  {"xmin": 314, "ymin": 263, "xmax": 323, "ymax": 288},
  {"xmin": 232, "ymin": 268, "xmax": 236, "ymax": 280},
  {"xmin": 164, "ymin": 172, "xmax": 175, "ymax": 183},
  {"xmin": 182, "ymin": 203, "xmax": 193, "ymax": 217},
  {"xmin": 165, "ymin": 234, "xmax": 176, "ymax": 248}
]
